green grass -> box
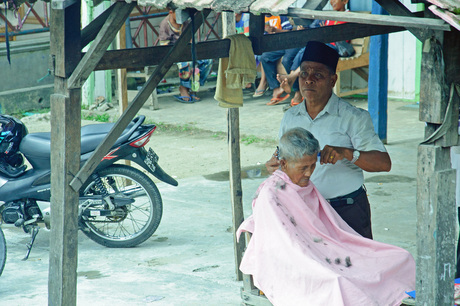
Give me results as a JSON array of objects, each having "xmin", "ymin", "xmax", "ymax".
[
  {"xmin": 241, "ymin": 135, "xmax": 264, "ymax": 145},
  {"xmin": 148, "ymin": 120, "xmax": 276, "ymax": 145},
  {"xmin": 12, "ymin": 107, "xmax": 51, "ymax": 119},
  {"xmin": 81, "ymin": 113, "xmax": 111, "ymax": 122},
  {"xmin": 149, "ymin": 121, "xmax": 205, "ymax": 134}
]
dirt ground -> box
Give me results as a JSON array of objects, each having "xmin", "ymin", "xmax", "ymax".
[
  {"xmin": 20, "ymin": 93, "xmax": 277, "ymax": 182},
  {"xmin": 1, "ymin": 84, "xmax": 427, "ymax": 305},
  {"xmin": 17, "ymin": 86, "xmax": 425, "ymax": 257}
]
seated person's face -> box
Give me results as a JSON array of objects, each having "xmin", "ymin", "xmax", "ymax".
[
  {"xmin": 280, "ymin": 154, "xmax": 317, "ymax": 187},
  {"xmin": 330, "ymin": 0, "xmax": 348, "ymax": 11}
]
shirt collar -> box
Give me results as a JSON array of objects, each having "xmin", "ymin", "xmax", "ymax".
[
  {"xmin": 291, "ymin": 93, "xmax": 339, "ymax": 118},
  {"xmin": 323, "ymin": 93, "xmax": 340, "ymax": 116}
]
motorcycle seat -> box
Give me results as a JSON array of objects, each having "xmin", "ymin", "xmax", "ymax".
[{"xmin": 20, "ymin": 120, "xmax": 138, "ymax": 160}]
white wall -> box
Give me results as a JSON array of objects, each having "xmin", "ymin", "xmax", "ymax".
[{"xmin": 388, "ymin": 30, "xmax": 418, "ymax": 100}]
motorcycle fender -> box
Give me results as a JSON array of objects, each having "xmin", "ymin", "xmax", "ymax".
[{"xmin": 128, "ymin": 148, "xmax": 178, "ymax": 187}]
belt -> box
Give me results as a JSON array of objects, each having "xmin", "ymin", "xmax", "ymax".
[{"xmin": 327, "ymin": 186, "xmax": 365, "ymax": 208}]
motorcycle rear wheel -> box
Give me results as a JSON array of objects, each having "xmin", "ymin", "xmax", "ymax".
[
  {"xmin": 80, "ymin": 165, "xmax": 162, "ymax": 248},
  {"xmin": 0, "ymin": 227, "xmax": 6, "ymax": 276}
]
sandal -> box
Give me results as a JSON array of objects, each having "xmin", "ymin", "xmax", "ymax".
[
  {"xmin": 190, "ymin": 94, "xmax": 201, "ymax": 102},
  {"xmin": 173, "ymin": 95, "xmax": 194, "ymax": 103},
  {"xmin": 252, "ymin": 87, "xmax": 268, "ymax": 98},
  {"xmin": 266, "ymin": 94, "xmax": 290, "ymax": 106},
  {"xmin": 290, "ymin": 98, "xmax": 302, "ymax": 107},
  {"xmin": 243, "ymin": 83, "xmax": 255, "ymax": 95}
]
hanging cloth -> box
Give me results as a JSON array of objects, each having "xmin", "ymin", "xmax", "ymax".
[{"xmin": 214, "ymin": 34, "xmax": 256, "ymax": 108}]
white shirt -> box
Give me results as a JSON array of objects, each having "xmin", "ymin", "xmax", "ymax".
[{"xmin": 279, "ymin": 93, "xmax": 387, "ymax": 199}]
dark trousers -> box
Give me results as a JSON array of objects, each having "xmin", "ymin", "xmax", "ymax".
[
  {"xmin": 260, "ymin": 48, "xmax": 301, "ymax": 90},
  {"xmin": 331, "ymin": 189, "xmax": 373, "ymax": 239}
]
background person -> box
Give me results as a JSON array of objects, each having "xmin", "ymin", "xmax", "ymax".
[
  {"xmin": 159, "ymin": 4, "xmax": 213, "ymax": 103},
  {"xmin": 277, "ymin": 0, "xmax": 353, "ymax": 108},
  {"xmin": 266, "ymin": 41, "xmax": 391, "ymax": 239},
  {"xmin": 261, "ymin": 14, "xmax": 301, "ymax": 105}
]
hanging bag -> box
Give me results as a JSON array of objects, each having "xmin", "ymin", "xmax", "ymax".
[{"xmin": 335, "ymin": 41, "xmax": 355, "ymax": 57}]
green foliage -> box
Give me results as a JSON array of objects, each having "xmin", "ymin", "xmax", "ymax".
[
  {"xmin": 82, "ymin": 113, "xmax": 111, "ymax": 122},
  {"xmin": 12, "ymin": 108, "xmax": 50, "ymax": 119},
  {"xmin": 241, "ymin": 135, "xmax": 263, "ymax": 145}
]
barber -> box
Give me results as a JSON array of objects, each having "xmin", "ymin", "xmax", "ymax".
[{"xmin": 266, "ymin": 41, "xmax": 391, "ymax": 239}]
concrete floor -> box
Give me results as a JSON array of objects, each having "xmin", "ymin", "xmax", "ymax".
[{"xmin": 0, "ymin": 86, "xmax": 425, "ymax": 305}]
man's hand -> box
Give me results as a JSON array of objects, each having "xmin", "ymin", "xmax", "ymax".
[
  {"xmin": 320, "ymin": 145, "xmax": 351, "ymax": 165},
  {"xmin": 320, "ymin": 145, "xmax": 391, "ymax": 172},
  {"xmin": 265, "ymin": 154, "xmax": 280, "ymax": 174}
]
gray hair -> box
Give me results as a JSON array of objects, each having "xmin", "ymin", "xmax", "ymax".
[{"xmin": 279, "ymin": 128, "xmax": 320, "ymax": 162}]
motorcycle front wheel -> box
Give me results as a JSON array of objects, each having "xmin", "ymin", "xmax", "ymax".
[
  {"xmin": 0, "ymin": 227, "xmax": 6, "ymax": 276},
  {"xmin": 79, "ymin": 164, "xmax": 163, "ymax": 248}
]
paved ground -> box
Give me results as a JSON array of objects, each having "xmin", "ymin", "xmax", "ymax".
[{"xmin": 0, "ymin": 82, "xmax": 425, "ymax": 305}]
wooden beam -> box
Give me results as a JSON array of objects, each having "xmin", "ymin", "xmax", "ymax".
[
  {"xmin": 374, "ymin": 0, "xmax": 433, "ymax": 41},
  {"xmin": 48, "ymin": 92, "xmax": 81, "ymax": 306},
  {"xmin": 70, "ymin": 9, "xmax": 210, "ymax": 192},
  {"xmin": 416, "ymin": 32, "xmax": 458, "ymax": 305},
  {"xmin": 443, "ymin": 27, "xmax": 460, "ymax": 85},
  {"xmin": 93, "ymin": 23, "xmax": 405, "ymax": 71},
  {"xmin": 48, "ymin": 2, "xmax": 81, "ymax": 304},
  {"xmin": 95, "ymin": 41, "xmax": 230, "ymax": 70},
  {"xmin": 259, "ymin": 23, "xmax": 405, "ymax": 52},
  {"xmin": 303, "ymin": 0, "xmax": 328, "ymax": 10},
  {"xmin": 287, "ymin": 7, "xmax": 450, "ymax": 31},
  {"xmin": 292, "ymin": 0, "xmax": 327, "ymax": 27},
  {"xmin": 68, "ymin": 2, "xmax": 135, "ymax": 89},
  {"xmin": 50, "ymin": 2, "xmax": 81, "ymax": 78},
  {"xmin": 228, "ymin": 107, "xmax": 245, "ymax": 282},
  {"xmin": 419, "ymin": 36, "xmax": 450, "ymax": 125},
  {"xmin": 81, "ymin": 2, "xmax": 115, "ymax": 49},
  {"xmin": 222, "ymin": 11, "xmax": 245, "ymax": 282},
  {"xmin": 416, "ymin": 146, "xmax": 456, "ymax": 305},
  {"xmin": 248, "ymin": 13, "xmax": 264, "ymax": 55},
  {"xmin": 116, "ymin": 22, "xmax": 128, "ymax": 114}
]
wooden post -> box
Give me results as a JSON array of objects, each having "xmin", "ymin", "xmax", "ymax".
[
  {"xmin": 145, "ymin": 65, "xmax": 159, "ymax": 110},
  {"xmin": 222, "ymin": 12, "xmax": 245, "ymax": 281},
  {"xmin": 116, "ymin": 20, "xmax": 132, "ymax": 169},
  {"xmin": 368, "ymin": 2, "xmax": 388, "ymax": 143},
  {"xmin": 116, "ymin": 21, "xmax": 128, "ymax": 113},
  {"xmin": 248, "ymin": 13, "xmax": 264, "ymax": 56},
  {"xmin": 70, "ymin": 10, "xmax": 211, "ymax": 192},
  {"xmin": 48, "ymin": 2, "xmax": 81, "ymax": 305},
  {"xmin": 416, "ymin": 32, "xmax": 458, "ymax": 305}
]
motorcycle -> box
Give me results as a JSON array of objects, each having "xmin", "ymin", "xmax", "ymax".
[
  {"xmin": 0, "ymin": 226, "xmax": 5, "ymax": 276},
  {"xmin": 0, "ymin": 114, "xmax": 178, "ymax": 263}
]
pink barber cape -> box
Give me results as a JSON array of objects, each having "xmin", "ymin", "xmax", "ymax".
[{"xmin": 237, "ymin": 170, "xmax": 415, "ymax": 306}]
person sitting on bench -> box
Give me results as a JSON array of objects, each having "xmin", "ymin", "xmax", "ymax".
[{"xmin": 237, "ymin": 127, "xmax": 415, "ymax": 305}]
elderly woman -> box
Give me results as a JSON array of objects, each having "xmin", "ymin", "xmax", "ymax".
[{"xmin": 237, "ymin": 127, "xmax": 415, "ymax": 306}]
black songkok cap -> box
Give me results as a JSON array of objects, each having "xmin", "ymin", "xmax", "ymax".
[{"xmin": 301, "ymin": 41, "xmax": 339, "ymax": 73}]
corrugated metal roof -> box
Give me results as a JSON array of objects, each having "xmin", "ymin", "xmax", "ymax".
[
  {"xmin": 427, "ymin": 0, "xmax": 460, "ymax": 31},
  {"xmin": 133, "ymin": 0, "xmax": 298, "ymax": 15}
]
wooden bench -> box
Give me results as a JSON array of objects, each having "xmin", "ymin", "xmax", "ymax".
[
  {"xmin": 334, "ymin": 36, "xmax": 370, "ymax": 97},
  {"xmin": 240, "ymin": 232, "xmax": 273, "ymax": 306}
]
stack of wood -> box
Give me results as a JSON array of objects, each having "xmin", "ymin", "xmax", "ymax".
[{"xmin": 427, "ymin": 0, "xmax": 460, "ymax": 31}]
